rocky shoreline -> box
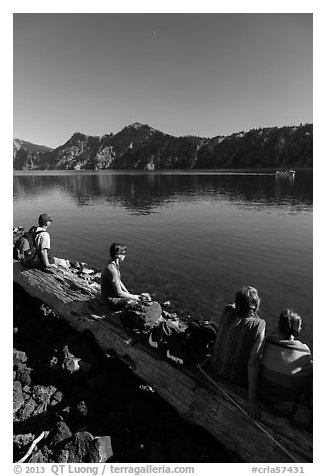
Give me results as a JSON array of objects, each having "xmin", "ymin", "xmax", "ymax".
[{"xmin": 13, "ymin": 277, "xmax": 231, "ymax": 463}]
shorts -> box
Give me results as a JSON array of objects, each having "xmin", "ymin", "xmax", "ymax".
[{"xmin": 105, "ymin": 297, "xmax": 130, "ymax": 312}]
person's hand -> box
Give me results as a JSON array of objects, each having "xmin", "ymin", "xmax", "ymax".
[
  {"xmin": 140, "ymin": 293, "xmax": 151, "ymax": 302},
  {"xmin": 139, "ymin": 294, "xmax": 149, "ymax": 302},
  {"xmin": 247, "ymin": 399, "xmax": 260, "ymax": 420}
]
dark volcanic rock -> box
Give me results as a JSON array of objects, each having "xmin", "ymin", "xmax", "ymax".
[
  {"xmin": 13, "ymin": 380, "xmax": 24, "ymax": 413},
  {"xmin": 88, "ymin": 436, "xmax": 113, "ymax": 463},
  {"xmin": 61, "ymin": 431, "xmax": 94, "ymax": 462},
  {"xmin": 55, "ymin": 449, "xmax": 70, "ymax": 462},
  {"xmin": 75, "ymin": 400, "xmax": 89, "ymax": 419},
  {"xmin": 15, "ymin": 363, "xmax": 32, "ymax": 386},
  {"xmin": 13, "ymin": 349, "xmax": 27, "ymax": 366},
  {"xmin": 49, "ymin": 390, "xmax": 63, "ymax": 407},
  {"xmin": 48, "ymin": 421, "xmax": 73, "ymax": 448},
  {"xmin": 32, "ymin": 385, "xmax": 57, "ymax": 404},
  {"xmin": 18, "ymin": 398, "xmax": 37, "ymax": 421},
  {"xmin": 13, "ymin": 433, "xmax": 35, "ymax": 450},
  {"xmin": 13, "ymin": 282, "xmax": 232, "ymax": 463},
  {"xmin": 28, "ymin": 447, "xmax": 51, "ymax": 463}
]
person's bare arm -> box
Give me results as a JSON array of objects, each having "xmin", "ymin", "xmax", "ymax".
[
  {"xmin": 112, "ymin": 275, "xmax": 139, "ymax": 300},
  {"xmin": 39, "ymin": 249, "xmax": 51, "ymax": 268},
  {"xmin": 120, "ymin": 281, "xmax": 129, "ymax": 293}
]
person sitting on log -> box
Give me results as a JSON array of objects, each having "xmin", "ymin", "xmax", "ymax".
[
  {"xmin": 101, "ymin": 242, "xmax": 145, "ymax": 312},
  {"xmin": 210, "ymin": 286, "xmax": 266, "ymax": 418},
  {"xmin": 258, "ymin": 309, "xmax": 313, "ymax": 403},
  {"xmin": 29, "ymin": 213, "xmax": 55, "ymax": 270}
]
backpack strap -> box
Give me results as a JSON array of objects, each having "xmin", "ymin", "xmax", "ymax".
[{"xmin": 32, "ymin": 230, "xmax": 48, "ymax": 253}]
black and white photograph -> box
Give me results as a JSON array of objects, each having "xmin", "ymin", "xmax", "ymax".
[{"xmin": 9, "ymin": 2, "xmax": 319, "ymax": 472}]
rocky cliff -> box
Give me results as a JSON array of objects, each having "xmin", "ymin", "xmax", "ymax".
[
  {"xmin": 13, "ymin": 139, "xmax": 53, "ymax": 170},
  {"xmin": 13, "ymin": 122, "xmax": 313, "ymax": 170}
]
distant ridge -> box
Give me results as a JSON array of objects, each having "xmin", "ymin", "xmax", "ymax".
[
  {"xmin": 13, "ymin": 123, "xmax": 313, "ymax": 170},
  {"xmin": 13, "ymin": 139, "xmax": 53, "ymax": 170}
]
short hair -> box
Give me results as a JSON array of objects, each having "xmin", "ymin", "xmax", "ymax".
[
  {"xmin": 109, "ymin": 242, "xmax": 127, "ymax": 259},
  {"xmin": 235, "ymin": 286, "xmax": 260, "ymax": 315},
  {"xmin": 278, "ymin": 309, "xmax": 302, "ymax": 339}
]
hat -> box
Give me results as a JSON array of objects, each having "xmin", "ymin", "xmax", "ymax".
[{"xmin": 38, "ymin": 213, "xmax": 52, "ymax": 226}]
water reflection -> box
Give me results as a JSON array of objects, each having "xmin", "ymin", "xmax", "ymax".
[
  {"xmin": 13, "ymin": 171, "xmax": 313, "ymax": 349},
  {"xmin": 13, "ymin": 171, "xmax": 312, "ymax": 215}
]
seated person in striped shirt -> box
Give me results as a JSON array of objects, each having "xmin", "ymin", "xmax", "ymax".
[
  {"xmin": 259, "ymin": 309, "xmax": 313, "ymax": 403},
  {"xmin": 210, "ymin": 286, "xmax": 266, "ymax": 418}
]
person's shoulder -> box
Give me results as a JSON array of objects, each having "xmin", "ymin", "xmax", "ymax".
[
  {"xmin": 106, "ymin": 262, "xmax": 118, "ymax": 273},
  {"xmin": 245, "ymin": 313, "xmax": 266, "ymax": 332},
  {"xmin": 250, "ymin": 313, "xmax": 265, "ymax": 324},
  {"xmin": 291, "ymin": 339, "xmax": 311, "ymax": 353},
  {"xmin": 35, "ymin": 227, "xmax": 49, "ymax": 235}
]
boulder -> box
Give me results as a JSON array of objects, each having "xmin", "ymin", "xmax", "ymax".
[
  {"xmin": 89, "ymin": 436, "xmax": 114, "ymax": 462},
  {"xmin": 49, "ymin": 390, "xmax": 63, "ymax": 407},
  {"xmin": 32, "ymin": 385, "xmax": 57, "ymax": 404},
  {"xmin": 62, "ymin": 431, "xmax": 94, "ymax": 462},
  {"xmin": 28, "ymin": 448, "xmax": 49, "ymax": 463},
  {"xmin": 62, "ymin": 346, "xmax": 81, "ymax": 374},
  {"xmin": 13, "ymin": 433, "xmax": 35, "ymax": 450},
  {"xmin": 93, "ymin": 272, "xmax": 102, "ymax": 283},
  {"xmin": 75, "ymin": 400, "xmax": 88, "ymax": 419},
  {"xmin": 71, "ymin": 261, "xmax": 82, "ymax": 269},
  {"xmin": 15, "ymin": 363, "xmax": 32, "ymax": 386},
  {"xmin": 48, "ymin": 421, "xmax": 72, "ymax": 448},
  {"xmin": 13, "ymin": 349, "xmax": 27, "ymax": 367},
  {"xmin": 33, "ymin": 402, "xmax": 48, "ymax": 417},
  {"xmin": 13, "ymin": 380, "xmax": 24, "ymax": 413},
  {"xmin": 18, "ymin": 398, "xmax": 37, "ymax": 421},
  {"xmin": 23, "ymin": 385, "xmax": 31, "ymax": 394},
  {"xmin": 55, "ymin": 449, "xmax": 70, "ymax": 462}
]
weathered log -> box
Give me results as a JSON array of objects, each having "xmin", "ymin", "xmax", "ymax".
[{"xmin": 13, "ymin": 261, "xmax": 312, "ymax": 463}]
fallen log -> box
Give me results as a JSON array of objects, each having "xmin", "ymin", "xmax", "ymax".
[{"xmin": 13, "ymin": 260, "xmax": 312, "ymax": 463}]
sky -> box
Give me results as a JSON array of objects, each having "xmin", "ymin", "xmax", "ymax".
[{"xmin": 13, "ymin": 12, "xmax": 313, "ymax": 148}]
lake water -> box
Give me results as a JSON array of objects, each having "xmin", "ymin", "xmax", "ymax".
[{"xmin": 13, "ymin": 170, "xmax": 313, "ymax": 350}]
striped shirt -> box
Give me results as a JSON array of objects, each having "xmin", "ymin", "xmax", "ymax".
[
  {"xmin": 259, "ymin": 334, "xmax": 313, "ymax": 402},
  {"xmin": 211, "ymin": 304, "xmax": 266, "ymax": 387}
]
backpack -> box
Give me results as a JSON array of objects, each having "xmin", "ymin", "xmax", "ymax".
[
  {"xmin": 14, "ymin": 226, "xmax": 44, "ymax": 265},
  {"xmin": 148, "ymin": 319, "xmax": 189, "ymax": 365},
  {"xmin": 184, "ymin": 320, "xmax": 218, "ymax": 363},
  {"xmin": 120, "ymin": 300, "xmax": 162, "ymax": 332}
]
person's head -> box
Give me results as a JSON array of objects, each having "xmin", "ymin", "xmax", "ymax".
[
  {"xmin": 38, "ymin": 213, "xmax": 52, "ymax": 227},
  {"xmin": 235, "ymin": 286, "xmax": 260, "ymax": 315},
  {"xmin": 278, "ymin": 309, "xmax": 302, "ymax": 339},
  {"xmin": 109, "ymin": 242, "xmax": 127, "ymax": 261}
]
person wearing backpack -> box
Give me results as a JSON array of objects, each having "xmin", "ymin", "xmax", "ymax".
[{"xmin": 30, "ymin": 213, "xmax": 54, "ymax": 269}]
